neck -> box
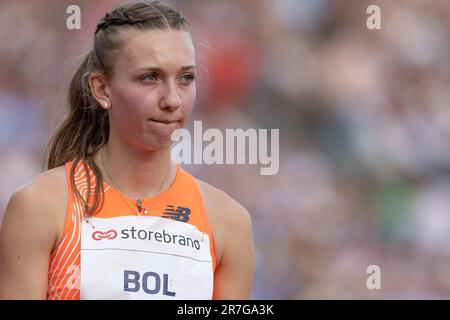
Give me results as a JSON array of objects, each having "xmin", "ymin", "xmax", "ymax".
[{"xmin": 95, "ymin": 136, "xmax": 175, "ymax": 199}]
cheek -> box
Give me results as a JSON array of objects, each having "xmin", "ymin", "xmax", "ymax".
[
  {"xmin": 108, "ymin": 86, "xmax": 151, "ymax": 140},
  {"xmin": 110, "ymin": 85, "xmax": 150, "ymax": 120},
  {"xmin": 109, "ymin": 82, "xmax": 196, "ymax": 135},
  {"xmin": 181, "ymin": 86, "xmax": 196, "ymax": 117}
]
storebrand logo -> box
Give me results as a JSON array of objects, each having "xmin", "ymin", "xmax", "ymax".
[{"xmin": 92, "ymin": 229, "xmax": 118, "ymax": 241}]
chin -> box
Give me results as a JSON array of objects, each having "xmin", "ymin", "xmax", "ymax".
[
  {"xmin": 149, "ymin": 133, "xmax": 175, "ymax": 150},
  {"xmin": 141, "ymin": 120, "xmax": 182, "ymax": 150}
]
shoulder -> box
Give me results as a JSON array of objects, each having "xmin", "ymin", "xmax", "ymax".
[
  {"xmin": 195, "ymin": 178, "xmax": 253, "ymax": 262},
  {"xmin": 2, "ymin": 165, "xmax": 68, "ymax": 250},
  {"xmin": 0, "ymin": 165, "xmax": 68, "ymax": 299},
  {"xmin": 196, "ymin": 178, "xmax": 252, "ymax": 226},
  {"xmin": 10, "ymin": 165, "xmax": 67, "ymax": 210}
]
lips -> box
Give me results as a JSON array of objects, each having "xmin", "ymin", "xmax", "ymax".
[{"xmin": 149, "ymin": 118, "xmax": 180, "ymax": 125}]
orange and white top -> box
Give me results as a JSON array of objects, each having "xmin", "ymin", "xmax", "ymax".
[{"xmin": 47, "ymin": 160, "xmax": 216, "ymax": 300}]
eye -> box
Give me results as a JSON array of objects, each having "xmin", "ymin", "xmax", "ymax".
[
  {"xmin": 142, "ymin": 73, "xmax": 158, "ymax": 82},
  {"xmin": 180, "ymin": 73, "xmax": 195, "ymax": 85}
]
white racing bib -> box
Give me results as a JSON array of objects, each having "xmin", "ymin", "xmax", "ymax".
[{"xmin": 80, "ymin": 216, "xmax": 214, "ymax": 299}]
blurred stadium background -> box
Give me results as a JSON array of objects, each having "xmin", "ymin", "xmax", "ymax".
[{"xmin": 1, "ymin": 0, "xmax": 450, "ymax": 299}]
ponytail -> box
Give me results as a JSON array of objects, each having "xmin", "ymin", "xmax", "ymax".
[{"xmin": 46, "ymin": 51, "xmax": 108, "ymax": 217}]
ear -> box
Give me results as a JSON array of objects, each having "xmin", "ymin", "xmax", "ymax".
[{"xmin": 88, "ymin": 72, "xmax": 111, "ymax": 109}]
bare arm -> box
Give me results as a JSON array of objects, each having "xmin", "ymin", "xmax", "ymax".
[
  {"xmin": 197, "ymin": 180, "xmax": 255, "ymax": 299},
  {"xmin": 212, "ymin": 204, "xmax": 255, "ymax": 299},
  {"xmin": 0, "ymin": 173, "xmax": 64, "ymax": 299}
]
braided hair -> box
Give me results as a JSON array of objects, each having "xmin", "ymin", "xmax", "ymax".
[
  {"xmin": 95, "ymin": 1, "xmax": 187, "ymax": 34},
  {"xmin": 46, "ymin": 1, "xmax": 190, "ymax": 217}
]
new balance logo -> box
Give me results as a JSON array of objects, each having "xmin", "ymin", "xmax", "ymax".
[{"xmin": 162, "ymin": 205, "xmax": 191, "ymax": 223}]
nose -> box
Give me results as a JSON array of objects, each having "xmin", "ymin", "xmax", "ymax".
[{"xmin": 160, "ymin": 83, "xmax": 182, "ymax": 111}]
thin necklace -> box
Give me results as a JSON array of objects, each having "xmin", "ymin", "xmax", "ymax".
[{"xmin": 101, "ymin": 147, "xmax": 173, "ymax": 216}]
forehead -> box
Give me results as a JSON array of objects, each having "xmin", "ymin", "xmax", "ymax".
[{"xmin": 118, "ymin": 29, "xmax": 195, "ymax": 70}]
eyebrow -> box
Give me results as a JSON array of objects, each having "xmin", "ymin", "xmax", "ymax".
[{"xmin": 133, "ymin": 65, "xmax": 196, "ymax": 73}]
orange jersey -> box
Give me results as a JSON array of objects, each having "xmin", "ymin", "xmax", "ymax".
[{"xmin": 47, "ymin": 160, "xmax": 216, "ymax": 300}]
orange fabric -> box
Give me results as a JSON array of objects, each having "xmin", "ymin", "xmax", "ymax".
[{"xmin": 47, "ymin": 160, "xmax": 216, "ymax": 300}]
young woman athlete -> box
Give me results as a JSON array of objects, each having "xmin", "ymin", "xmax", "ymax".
[{"xmin": 0, "ymin": 1, "xmax": 255, "ymax": 300}]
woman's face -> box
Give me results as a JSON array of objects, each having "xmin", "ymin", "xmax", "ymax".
[{"xmin": 106, "ymin": 29, "xmax": 196, "ymax": 150}]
